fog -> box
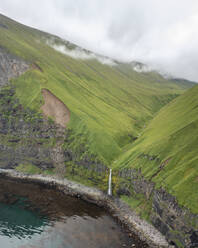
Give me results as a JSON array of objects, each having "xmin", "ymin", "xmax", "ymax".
[
  {"xmin": 1, "ymin": 0, "xmax": 198, "ymax": 81},
  {"xmin": 46, "ymin": 39, "xmax": 116, "ymax": 66}
]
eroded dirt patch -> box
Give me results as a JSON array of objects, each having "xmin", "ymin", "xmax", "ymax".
[{"xmin": 41, "ymin": 88, "xmax": 70, "ymax": 127}]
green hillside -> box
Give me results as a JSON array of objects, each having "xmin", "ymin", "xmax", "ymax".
[
  {"xmin": 0, "ymin": 13, "xmax": 194, "ymax": 164},
  {"xmin": 115, "ymin": 85, "xmax": 198, "ymax": 213}
]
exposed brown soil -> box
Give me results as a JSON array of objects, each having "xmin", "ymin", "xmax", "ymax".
[{"xmin": 41, "ymin": 88, "xmax": 70, "ymax": 128}]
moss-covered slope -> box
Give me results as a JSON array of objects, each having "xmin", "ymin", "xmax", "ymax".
[
  {"xmin": 0, "ymin": 13, "xmax": 194, "ymax": 165},
  {"xmin": 115, "ymin": 85, "xmax": 198, "ymax": 213}
]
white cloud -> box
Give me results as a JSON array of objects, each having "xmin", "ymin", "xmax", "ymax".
[
  {"xmin": 45, "ymin": 38, "xmax": 116, "ymax": 66},
  {"xmin": 0, "ymin": 0, "xmax": 198, "ymax": 81}
]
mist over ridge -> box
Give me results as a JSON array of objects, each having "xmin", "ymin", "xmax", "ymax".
[{"xmin": 0, "ymin": 0, "xmax": 198, "ymax": 81}]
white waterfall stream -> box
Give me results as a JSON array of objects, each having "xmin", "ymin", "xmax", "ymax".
[{"xmin": 107, "ymin": 168, "xmax": 112, "ymax": 196}]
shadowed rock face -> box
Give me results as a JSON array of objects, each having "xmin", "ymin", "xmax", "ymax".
[
  {"xmin": 0, "ymin": 48, "xmax": 29, "ymax": 87},
  {"xmin": 0, "ymin": 85, "xmax": 68, "ymax": 171},
  {"xmin": 41, "ymin": 89, "xmax": 70, "ymax": 128},
  {"xmin": 117, "ymin": 168, "xmax": 198, "ymax": 248},
  {"xmin": 0, "ymin": 86, "xmax": 106, "ymax": 178}
]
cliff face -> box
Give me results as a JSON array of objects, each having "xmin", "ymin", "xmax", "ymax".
[
  {"xmin": 0, "ymin": 49, "xmax": 107, "ymax": 182},
  {"xmin": 0, "ymin": 49, "xmax": 45, "ymax": 167},
  {"xmin": 0, "ymin": 47, "xmax": 29, "ymax": 87},
  {"xmin": 0, "ymin": 85, "xmax": 107, "ymax": 179},
  {"xmin": 115, "ymin": 168, "xmax": 198, "ymax": 248},
  {"xmin": 0, "ymin": 86, "xmax": 64, "ymax": 170}
]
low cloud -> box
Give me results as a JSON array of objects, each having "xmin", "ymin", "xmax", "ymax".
[
  {"xmin": 46, "ymin": 39, "xmax": 116, "ymax": 66},
  {"xmin": 1, "ymin": 0, "xmax": 198, "ymax": 81}
]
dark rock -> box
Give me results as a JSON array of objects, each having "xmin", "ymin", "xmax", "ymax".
[
  {"xmin": 0, "ymin": 47, "xmax": 29, "ymax": 87},
  {"xmin": 116, "ymin": 186, "xmax": 131, "ymax": 196},
  {"xmin": 190, "ymin": 231, "xmax": 198, "ymax": 248},
  {"xmin": 152, "ymin": 217, "xmax": 169, "ymax": 235},
  {"xmin": 117, "ymin": 167, "xmax": 198, "ymax": 247}
]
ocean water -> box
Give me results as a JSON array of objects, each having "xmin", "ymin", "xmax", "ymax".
[{"xmin": 0, "ymin": 178, "xmax": 147, "ymax": 248}]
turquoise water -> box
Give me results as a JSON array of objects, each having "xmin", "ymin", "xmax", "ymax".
[
  {"xmin": 0, "ymin": 198, "xmax": 48, "ymax": 248},
  {"xmin": 0, "ymin": 178, "xmax": 147, "ymax": 248}
]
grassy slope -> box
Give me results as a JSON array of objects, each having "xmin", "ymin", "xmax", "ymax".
[
  {"xmin": 0, "ymin": 14, "xmax": 194, "ymax": 164},
  {"xmin": 115, "ymin": 85, "xmax": 198, "ymax": 213}
]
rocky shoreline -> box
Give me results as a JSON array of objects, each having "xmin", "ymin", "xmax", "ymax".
[{"xmin": 0, "ymin": 169, "xmax": 170, "ymax": 248}]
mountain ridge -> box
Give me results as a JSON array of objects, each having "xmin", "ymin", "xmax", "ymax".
[{"xmin": 0, "ymin": 13, "xmax": 194, "ymax": 164}]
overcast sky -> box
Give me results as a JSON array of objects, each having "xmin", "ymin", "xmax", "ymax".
[{"xmin": 1, "ymin": 0, "xmax": 198, "ymax": 81}]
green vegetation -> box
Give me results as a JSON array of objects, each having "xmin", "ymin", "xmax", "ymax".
[
  {"xmin": 16, "ymin": 164, "xmax": 42, "ymax": 174},
  {"xmin": 0, "ymin": 14, "xmax": 197, "ymax": 217},
  {"xmin": 0, "ymin": 14, "xmax": 193, "ymax": 165},
  {"xmin": 116, "ymin": 85, "xmax": 198, "ymax": 213},
  {"xmin": 64, "ymin": 161, "xmax": 108, "ymax": 191},
  {"xmin": 15, "ymin": 164, "xmax": 55, "ymax": 175},
  {"xmin": 121, "ymin": 194, "xmax": 152, "ymax": 222}
]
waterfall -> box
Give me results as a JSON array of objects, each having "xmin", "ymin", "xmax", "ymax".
[{"xmin": 108, "ymin": 168, "xmax": 112, "ymax": 196}]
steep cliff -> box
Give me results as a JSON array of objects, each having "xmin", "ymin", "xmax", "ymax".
[
  {"xmin": 0, "ymin": 47, "xmax": 29, "ymax": 87},
  {"xmin": 111, "ymin": 168, "xmax": 198, "ymax": 247},
  {"xmin": 0, "ymin": 85, "xmax": 107, "ymax": 186},
  {"xmin": 0, "ymin": 49, "xmax": 108, "ymax": 191}
]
